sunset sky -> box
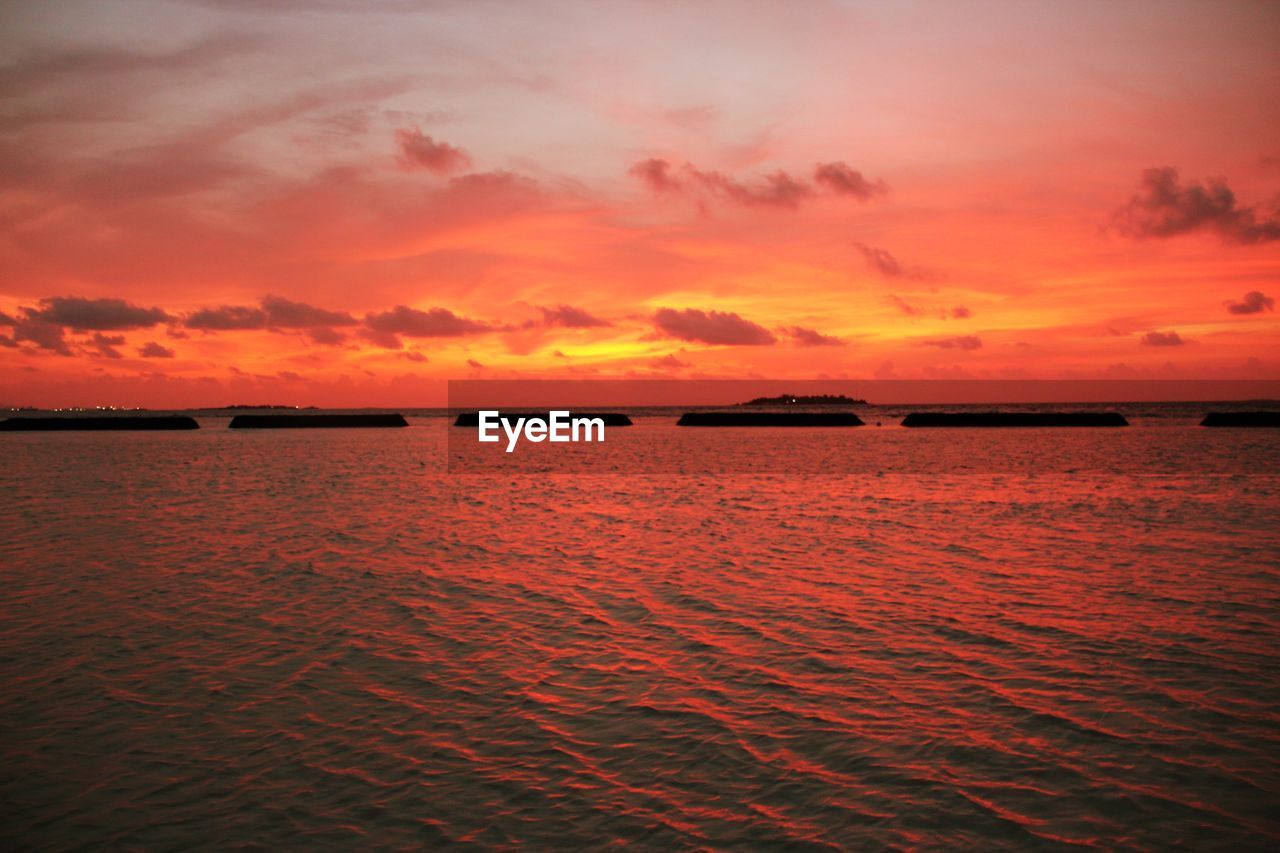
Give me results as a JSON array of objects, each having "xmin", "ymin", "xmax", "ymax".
[{"xmin": 1, "ymin": 0, "xmax": 1278, "ymax": 407}]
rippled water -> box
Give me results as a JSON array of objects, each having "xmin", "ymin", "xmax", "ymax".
[{"xmin": 2, "ymin": 418, "xmax": 1278, "ymax": 848}]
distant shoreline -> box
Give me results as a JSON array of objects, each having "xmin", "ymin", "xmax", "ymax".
[{"xmin": 4, "ymin": 399, "xmax": 1280, "ymax": 414}]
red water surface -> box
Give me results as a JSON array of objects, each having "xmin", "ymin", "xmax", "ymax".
[{"xmin": 1, "ymin": 419, "xmax": 1277, "ymax": 848}]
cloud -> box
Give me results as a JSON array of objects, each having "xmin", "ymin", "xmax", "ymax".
[
  {"xmin": 0, "ymin": 311, "xmax": 15, "ymax": 326},
  {"xmin": 1226, "ymin": 290, "xmax": 1275, "ymax": 315},
  {"xmin": 185, "ymin": 304, "xmax": 267, "ymax": 330},
  {"xmin": 856, "ymin": 243, "xmax": 937, "ymax": 284},
  {"xmin": 262, "ymin": 294, "xmax": 356, "ymax": 327},
  {"xmin": 362, "ymin": 305, "xmax": 491, "ymax": 349},
  {"xmin": 13, "ymin": 319, "xmax": 71, "ymax": 355},
  {"xmin": 307, "ymin": 327, "xmax": 347, "ymax": 345},
  {"xmin": 1140, "ymin": 330, "xmax": 1186, "ymax": 346},
  {"xmin": 889, "ymin": 294, "xmax": 923, "ymax": 316},
  {"xmin": 812, "ymin": 162, "xmax": 887, "ymax": 200},
  {"xmin": 652, "ymin": 307, "xmax": 776, "ymax": 345},
  {"xmin": 25, "ymin": 296, "xmax": 169, "ymax": 330},
  {"xmin": 686, "ymin": 166, "xmax": 813, "ymax": 209},
  {"xmin": 138, "ymin": 341, "xmax": 175, "ymax": 358},
  {"xmin": 466, "ymin": 358, "xmax": 484, "ymax": 369},
  {"xmin": 0, "ymin": 334, "xmax": 16, "ymax": 348},
  {"xmin": 858, "ymin": 244, "xmax": 905, "ymax": 277},
  {"xmin": 649, "ymin": 353, "xmax": 689, "ymax": 369},
  {"xmin": 630, "ymin": 158, "xmax": 886, "ymax": 210},
  {"xmin": 396, "ymin": 128, "xmax": 472, "ymax": 175},
  {"xmin": 359, "ymin": 327, "xmax": 403, "ymax": 349},
  {"xmin": 90, "ymin": 332, "xmax": 125, "ymax": 359},
  {"xmin": 400, "ymin": 350, "xmax": 427, "ymax": 363},
  {"xmin": 923, "ymin": 335, "xmax": 982, "ymax": 350},
  {"xmin": 538, "ymin": 304, "xmax": 611, "ymax": 328},
  {"xmin": 1112, "ymin": 167, "xmax": 1280, "ymax": 244},
  {"xmin": 786, "ymin": 326, "xmax": 843, "ymax": 346},
  {"xmin": 951, "ymin": 306, "xmax": 972, "ymax": 319},
  {"xmin": 184, "ymin": 296, "xmax": 356, "ymax": 332},
  {"xmin": 629, "ymin": 158, "xmax": 680, "ymax": 193}
]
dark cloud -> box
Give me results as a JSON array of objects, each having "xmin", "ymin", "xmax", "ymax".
[
  {"xmin": 1140, "ymin": 330, "xmax": 1186, "ymax": 346},
  {"xmin": 90, "ymin": 332, "xmax": 125, "ymax": 359},
  {"xmin": 185, "ymin": 296, "xmax": 355, "ymax": 332},
  {"xmin": 923, "ymin": 335, "xmax": 982, "ymax": 350},
  {"xmin": 25, "ymin": 296, "xmax": 169, "ymax": 330},
  {"xmin": 400, "ymin": 350, "xmax": 427, "ymax": 363},
  {"xmin": 786, "ymin": 326, "xmax": 843, "ymax": 347},
  {"xmin": 0, "ymin": 311, "xmax": 15, "ymax": 326},
  {"xmin": 0, "ymin": 334, "xmax": 16, "ymax": 348},
  {"xmin": 467, "ymin": 359, "xmax": 484, "ymax": 369},
  {"xmin": 538, "ymin": 304, "xmax": 611, "ymax": 328},
  {"xmin": 951, "ymin": 306, "xmax": 972, "ymax": 319},
  {"xmin": 1112, "ymin": 167, "xmax": 1280, "ymax": 244},
  {"xmin": 307, "ymin": 327, "xmax": 347, "ymax": 345},
  {"xmin": 185, "ymin": 304, "xmax": 267, "ymax": 330},
  {"xmin": 813, "ymin": 162, "xmax": 887, "ymax": 200},
  {"xmin": 396, "ymin": 127, "xmax": 472, "ymax": 175},
  {"xmin": 138, "ymin": 341, "xmax": 174, "ymax": 358},
  {"xmin": 1226, "ymin": 290, "xmax": 1275, "ymax": 315},
  {"xmin": 13, "ymin": 319, "xmax": 71, "ymax": 355},
  {"xmin": 652, "ymin": 307, "xmax": 776, "ymax": 345},
  {"xmin": 631, "ymin": 159, "xmax": 886, "ymax": 210},
  {"xmin": 359, "ymin": 327, "xmax": 403, "ymax": 349},
  {"xmin": 262, "ymin": 294, "xmax": 356, "ymax": 328},
  {"xmin": 362, "ymin": 306, "xmax": 490, "ymax": 350}
]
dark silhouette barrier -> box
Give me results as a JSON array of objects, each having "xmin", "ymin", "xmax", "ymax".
[
  {"xmin": 901, "ymin": 412, "xmax": 1128, "ymax": 427},
  {"xmin": 229, "ymin": 414, "xmax": 408, "ymax": 428},
  {"xmin": 0, "ymin": 416, "xmax": 200, "ymax": 431},
  {"xmin": 1200, "ymin": 412, "xmax": 1280, "ymax": 427},
  {"xmin": 677, "ymin": 412, "xmax": 864, "ymax": 426},
  {"xmin": 453, "ymin": 412, "xmax": 633, "ymax": 426}
]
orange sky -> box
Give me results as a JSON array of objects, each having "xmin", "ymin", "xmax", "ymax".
[{"xmin": 1, "ymin": 0, "xmax": 1278, "ymax": 407}]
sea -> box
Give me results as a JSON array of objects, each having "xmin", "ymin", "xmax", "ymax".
[{"xmin": 1, "ymin": 403, "xmax": 1277, "ymax": 849}]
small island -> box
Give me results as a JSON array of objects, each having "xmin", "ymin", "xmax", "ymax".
[
  {"xmin": 738, "ymin": 393, "xmax": 866, "ymax": 406},
  {"xmin": 222, "ymin": 404, "xmax": 319, "ymax": 410}
]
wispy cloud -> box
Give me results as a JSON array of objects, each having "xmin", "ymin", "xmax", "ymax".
[
  {"xmin": 631, "ymin": 159, "xmax": 886, "ymax": 210},
  {"xmin": 922, "ymin": 335, "xmax": 982, "ymax": 350}
]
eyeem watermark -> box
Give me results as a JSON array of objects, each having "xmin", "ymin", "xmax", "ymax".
[{"xmin": 477, "ymin": 410, "xmax": 606, "ymax": 452}]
